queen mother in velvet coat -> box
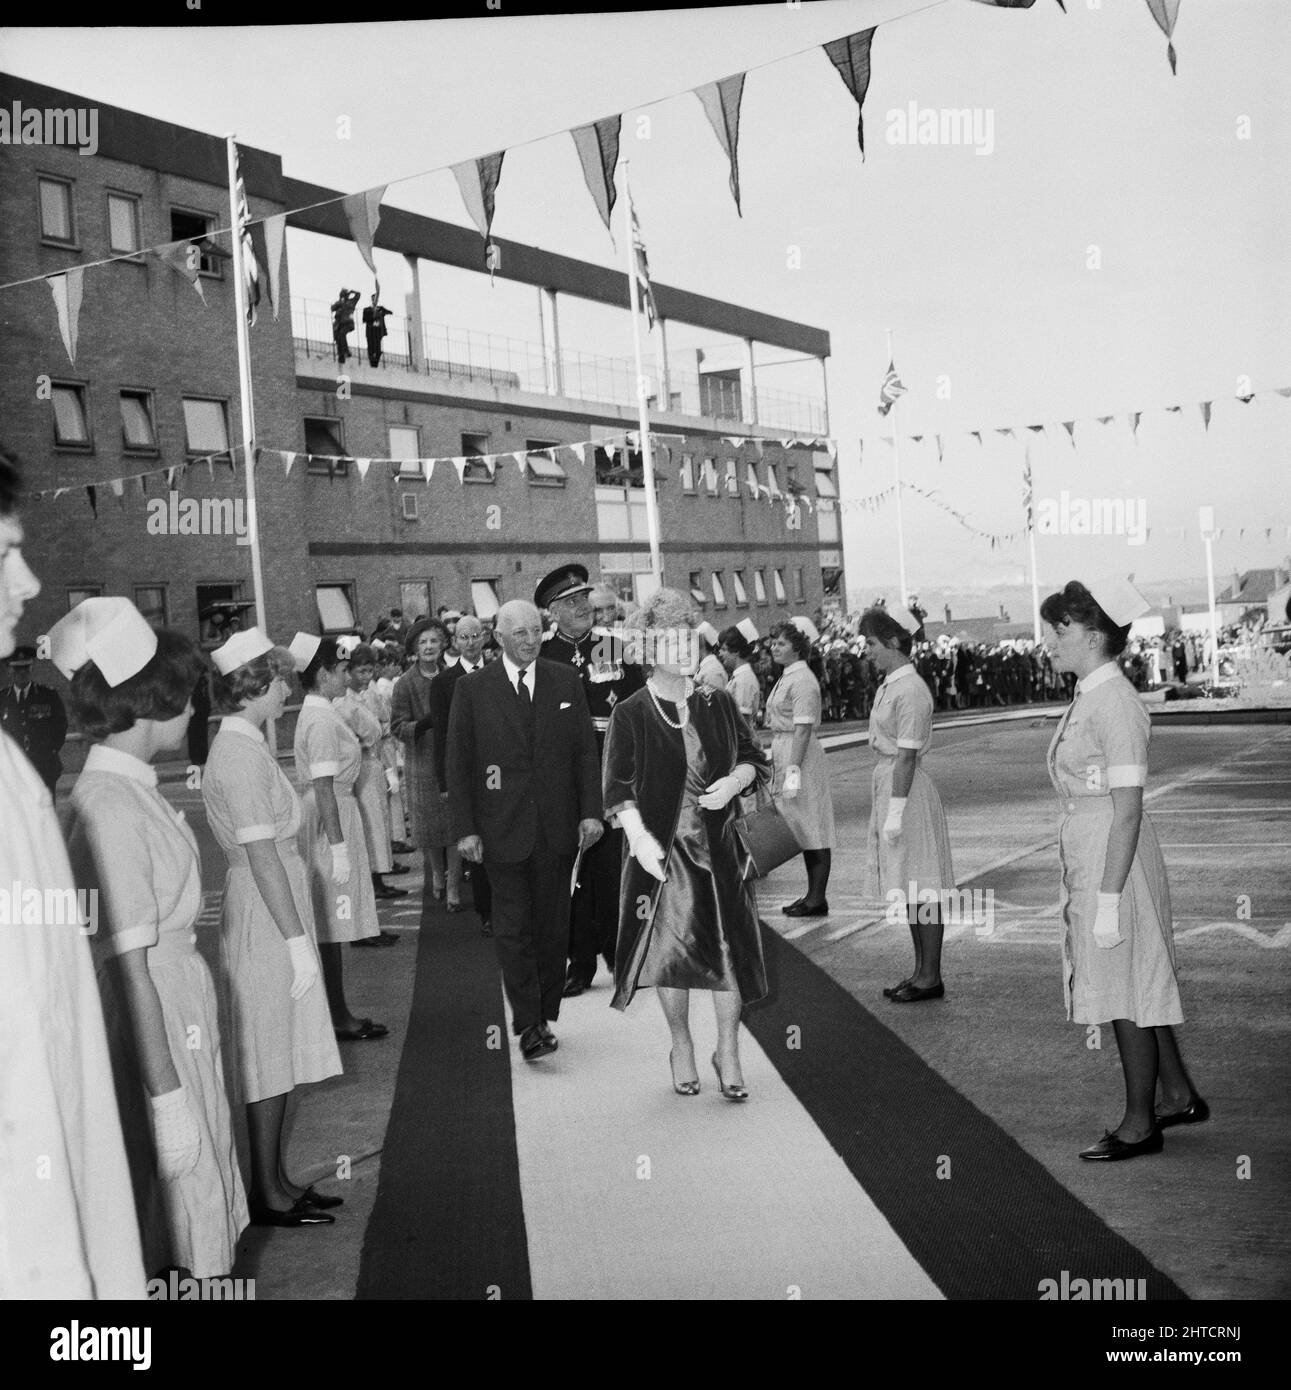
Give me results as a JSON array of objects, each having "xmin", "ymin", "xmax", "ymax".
[{"xmin": 603, "ymin": 587, "xmax": 771, "ymax": 1100}]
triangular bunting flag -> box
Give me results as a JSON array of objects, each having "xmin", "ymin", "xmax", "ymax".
[
  {"xmin": 154, "ymin": 240, "xmax": 207, "ymax": 303},
  {"xmin": 1097, "ymin": 415, "xmax": 1115, "ymax": 426},
  {"xmin": 282, "ymin": 451, "xmax": 296, "ymax": 477},
  {"xmin": 110, "ymin": 478, "xmax": 125, "ymax": 506},
  {"xmin": 570, "ymin": 442, "xmax": 587, "ymax": 464},
  {"xmin": 422, "ymin": 459, "xmax": 435, "ymax": 483},
  {"xmin": 342, "ymin": 187, "xmax": 385, "ymax": 276},
  {"xmin": 826, "ymin": 439, "xmax": 838, "ymax": 462},
  {"xmin": 1274, "ymin": 387, "xmax": 1291, "ymax": 398},
  {"xmin": 354, "ymin": 458, "xmax": 372, "ymax": 479},
  {"xmin": 1236, "ymin": 391, "xmax": 1255, "ymax": 405},
  {"xmin": 207, "ymin": 456, "xmax": 216, "ymax": 480},
  {"xmin": 1165, "ymin": 404, "xmax": 1182, "ymax": 414},
  {"xmin": 1062, "ymin": 421, "xmax": 1076, "ymax": 444},
  {"xmin": 971, "ymin": 431, "xmax": 983, "ymax": 446},
  {"xmin": 165, "ymin": 466, "xmax": 178, "ymax": 489},
  {"xmin": 1129, "ymin": 412, "xmax": 1142, "ymax": 440},
  {"xmin": 570, "ymin": 116, "xmax": 621, "ymax": 235},
  {"xmin": 86, "ymin": 485, "xmax": 97, "ymax": 517},
  {"xmin": 995, "ymin": 428, "xmax": 1015, "ymax": 438},
  {"xmin": 1026, "ymin": 424, "xmax": 1045, "ymax": 434},
  {"xmin": 723, "ymin": 436, "xmax": 747, "ymax": 449},
  {"xmin": 935, "ymin": 435, "xmax": 944, "ymax": 463},
  {"xmin": 47, "ymin": 268, "xmax": 84, "ymax": 365},
  {"xmin": 1200, "ymin": 401, "xmax": 1212, "ymax": 430},
  {"xmin": 910, "ymin": 435, "xmax": 923, "ymax": 445},
  {"xmin": 453, "ymin": 154, "xmax": 505, "ymax": 270},
  {"xmin": 1144, "ymin": 0, "xmax": 1181, "ymax": 75},
  {"xmin": 695, "ymin": 73, "xmax": 746, "ymax": 215},
  {"xmin": 262, "ymin": 213, "xmax": 286, "ymax": 318},
  {"xmin": 450, "ymin": 457, "xmax": 468, "ymax": 482},
  {"xmin": 823, "ymin": 29, "xmax": 877, "ymax": 158}
]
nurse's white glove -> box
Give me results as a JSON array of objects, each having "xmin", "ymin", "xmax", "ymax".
[
  {"xmin": 781, "ymin": 764, "xmax": 801, "ymax": 799},
  {"xmin": 882, "ymin": 797, "xmax": 907, "ymax": 844},
  {"xmin": 698, "ymin": 775, "xmax": 743, "ymax": 811},
  {"xmin": 150, "ymin": 1087, "xmax": 202, "ymax": 1181},
  {"xmin": 328, "ymin": 841, "xmax": 351, "ymax": 885},
  {"xmin": 617, "ymin": 807, "xmax": 666, "ymax": 883},
  {"xmin": 385, "ymin": 767, "xmax": 400, "ymax": 794},
  {"xmin": 286, "ymin": 934, "xmax": 320, "ymax": 1000},
  {"xmin": 1094, "ymin": 891, "xmax": 1124, "ymax": 948}
]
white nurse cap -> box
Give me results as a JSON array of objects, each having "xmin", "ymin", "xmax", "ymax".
[
  {"xmin": 289, "ymin": 631, "xmax": 323, "ymax": 672},
  {"xmin": 1089, "ymin": 575, "xmax": 1151, "ymax": 628},
  {"xmin": 48, "ymin": 597, "xmax": 158, "ymax": 687},
  {"xmin": 736, "ymin": 618, "xmax": 759, "ymax": 644},
  {"xmin": 888, "ymin": 603, "xmax": 922, "ymax": 636},
  {"xmin": 696, "ymin": 621, "xmax": 720, "ymax": 646},
  {"xmin": 212, "ymin": 627, "xmax": 274, "ymax": 676},
  {"xmin": 789, "ymin": 615, "xmax": 820, "ymax": 643}
]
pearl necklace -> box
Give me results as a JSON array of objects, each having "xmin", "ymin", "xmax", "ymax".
[{"xmin": 647, "ymin": 678, "xmax": 692, "ymax": 729}]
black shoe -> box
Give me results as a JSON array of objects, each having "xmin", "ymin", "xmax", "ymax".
[
  {"xmin": 249, "ymin": 1198, "xmax": 335, "ymax": 1227},
  {"xmin": 334, "ymin": 1018, "xmax": 389, "ymax": 1041},
  {"xmin": 1154, "ymin": 1095, "xmax": 1210, "ymax": 1129},
  {"xmin": 888, "ymin": 982, "xmax": 945, "ymax": 1003},
  {"xmin": 373, "ymin": 883, "xmax": 407, "ymax": 899},
  {"xmin": 783, "ymin": 900, "xmax": 829, "ymax": 918},
  {"xmin": 384, "ymin": 863, "xmax": 410, "ymax": 875},
  {"xmin": 520, "ymin": 1024, "xmax": 557, "ymax": 1060},
  {"xmin": 1079, "ymin": 1127, "xmax": 1164, "ymax": 1161},
  {"xmin": 299, "ymin": 1185, "xmax": 344, "ymax": 1210},
  {"xmin": 882, "ymin": 978, "xmax": 914, "ymax": 998},
  {"xmin": 562, "ymin": 974, "xmax": 591, "ymax": 998},
  {"xmin": 391, "ymin": 841, "xmax": 415, "ymax": 855}
]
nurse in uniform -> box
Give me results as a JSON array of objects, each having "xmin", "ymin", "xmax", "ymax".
[
  {"xmin": 204, "ymin": 629, "xmax": 344, "ymax": 1225},
  {"xmin": 861, "ymin": 605, "xmax": 956, "ymax": 1003},
  {"xmin": 717, "ymin": 620, "xmax": 763, "ymax": 729},
  {"xmin": 1042, "ymin": 577, "xmax": 1207, "ymax": 1161},
  {"xmin": 766, "ymin": 617, "xmax": 834, "ymax": 916},
  {"xmin": 55, "ymin": 598, "xmax": 249, "ymax": 1277},
  {"xmin": 290, "ymin": 633, "xmax": 387, "ymax": 1042}
]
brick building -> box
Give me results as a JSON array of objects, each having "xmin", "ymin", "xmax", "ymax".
[{"xmin": 1, "ymin": 73, "xmax": 840, "ymax": 656}]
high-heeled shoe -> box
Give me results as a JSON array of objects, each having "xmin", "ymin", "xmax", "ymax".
[
  {"xmin": 669, "ymin": 1049, "xmax": 700, "ymax": 1096},
  {"xmin": 711, "ymin": 1053, "xmax": 748, "ymax": 1102}
]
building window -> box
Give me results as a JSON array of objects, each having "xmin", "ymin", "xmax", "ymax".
[
  {"xmin": 315, "ymin": 584, "xmax": 357, "ymax": 633},
  {"xmin": 732, "ymin": 570, "xmax": 748, "ymax": 604},
  {"xmin": 753, "ymin": 570, "xmax": 768, "ymax": 604},
  {"xmin": 388, "ymin": 425, "xmax": 422, "ymax": 477},
  {"xmin": 595, "ymin": 486, "xmax": 648, "ymax": 543},
  {"xmin": 794, "ymin": 567, "xmax": 805, "ymax": 600},
  {"xmin": 169, "ymin": 209, "xmax": 224, "ymax": 276},
  {"xmin": 134, "ymin": 585, "xmax": 168, "ymax": 628},
  {"xmin": 766, "ymin": 462, "xmax": 782, "ymax": 498},
  {"xmin": 51, "ymin": 383, "xmax": 91, "ymax": 448},
  {"xmin": 745, "ymin": 462, "xmax": 759, "ymax": 498},
  {"xmin": 182, "ymin": 397, "xmax": 231, "ymax": 463},
  {"xmin": 470, "ymin": 579, "xmax": 501, "ymax": 619},
  {"xmin": 38, "ymin": 177, "xmax": 75, "ymax": 244},
  {"xmin": 689, "ymin": 571, "xmax": 707, "ymax": 607},
  {"xmin": 305, "ymin": 417, "xmax": 347, "ymax": 475},
  {"xmin": 400, "ymin": 581, "xmax": 431, "ymax": 622},
  {"xmin": 120, "ymin": 390, "xmax": 157, "ymax": 453},
  {"xmin": 524, "ymin": 439, "xmax": 566, "ymax": 485},
  {"xmin": 107, "ymin": 192, "xmax": 141, "ymax": 255},
  {"xmin": 703, "ymin": 457, "xmax": 718, "ymax": 495},
  {"xmin": 66, "ymin": 585, "xmax": 102, "ymax": 610},
  {"xmin": 461, "ymin": 431, "xmax": 494, "ymax": 484},
  {"xmin": 817, "ymin": 505, "xmax": 840, "ymax": 544},
  {"xmin": 680, "ymin": 453, "xmax": 696, "ymax": 492},
  {"xmin": 725, "ymin": 458, "xmax": 739, "ymax": 496},
  {"xmin": 196, "ymin": 584, "xmax": 250, "ymax": 645},
  {"xmin": 772, "ymin": 568, "xmax": 787, "ymax": 603},
  {"xmin": 814, "ymin": 465, "xmax": 838, "ymax": 500}
]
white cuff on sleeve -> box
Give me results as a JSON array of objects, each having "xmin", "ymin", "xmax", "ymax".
[
  {"xmin": 896, "ymin": 738, "xmax": 923, "ymax": 750},
  {"xmin": 792, "ymin": 716, "xmax": 815, "ymax": 725},
  {"xmin": 1106, "ymin": 765, "xmax": 1147, "ymax": 788},
  {"xmin": 109, "ymin": 926, "xmax": 159, "ymax": 956},
  {"xmin": 234, "ymin": 824, "xmax": 276, "ymax": 844},
  {"xmin": 309, "ymin": 761, "xmax": 341, "ymax": 778}
]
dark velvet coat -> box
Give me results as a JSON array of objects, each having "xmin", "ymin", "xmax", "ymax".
[{"xmin": 603, "ymin": 685, "xmax": 770, "ymax": 1010}]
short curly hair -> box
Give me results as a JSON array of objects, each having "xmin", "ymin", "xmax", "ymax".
[
  {"xmin": 768, "ymin": 621, "xmax": 812, "ymax": 662},
  {"xmin": 69, "ymin": 629, "xmax": 206, "ymax": 740},
  {"xmin": 211, "ymin": 645, "xmax": 296, "ymax": 714},
  {"xmin": 857, "ymin": 606, "xmax": 914, "ymax": 657},
  {"xmin": 624, "ymin": 586, "xmax": 693, "ymax": 633},
  {"xmin": 1040, "ymin": 581, "xmax": 1130, "ymax": 657}
]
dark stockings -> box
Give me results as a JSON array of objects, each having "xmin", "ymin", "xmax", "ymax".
[
  {"xmin": 907, "ymin": 903, "xmax": 943, "ymax": 989},
  {"xmin": 319, "ymin": 942, "xmax": 360, "ymax": 1032},
  {"xmin": 1111, "ymin": 1020, "xmax": 1198, "ymax": 1140},
  {"xmin": 800, "ymin": 848, "xmax": 831, "ymax": 907},
  {"xmin": 246, "ymin": 1092, "xmax": 303, "ymax": 1211}
]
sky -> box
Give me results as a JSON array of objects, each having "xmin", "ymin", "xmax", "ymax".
[{"xmin": 2, "ymin": 0, "xmax": 1287, "ymax": 612}]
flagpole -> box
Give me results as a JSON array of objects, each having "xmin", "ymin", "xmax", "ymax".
[
  {"xmin": 621, "ymin": 162, "xmax": 663, "ymax": 583},
  {"xmin": 1025, "ymin": 443, "xmax": 1041, "ymax": 641},
  {"xmin": 887, "ymin": 329, "xmax": 909, "ymax": 605},
  {"xmin": 225, "ymin": 134, "xmax": 274, "ymax": 751}
]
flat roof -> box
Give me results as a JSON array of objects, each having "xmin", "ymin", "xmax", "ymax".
[{"xmin": 1, "ymin": 73, "xmax": 831, "ymax": 358}]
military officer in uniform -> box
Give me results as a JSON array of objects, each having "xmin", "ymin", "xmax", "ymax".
[
  {"xmin": 1, "ymin": 644, "xmax": 68, "ymax": 796},
  {"xmin": 536, "ymin": 564, "xmax": 645, "ymax": 996}
]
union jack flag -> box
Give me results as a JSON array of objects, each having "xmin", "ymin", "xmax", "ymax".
[
  {"xmin": 234, "ymin": 143, "xmax": 261, "ymax": 326},
  {"xmin": 1023, "ymin": 447, "xmax": 1034, "ymax": 530},
  {"xmin": 629, "ymin": 191, "xmax": 658, "ymax": 332},
  {"xmin": 877, "ymin": 361, "xmax": 907, "ymax": 416}
]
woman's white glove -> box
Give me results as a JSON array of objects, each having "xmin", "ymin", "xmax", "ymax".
[
  {"xmin": 617, "ymin": 806, "xmax": 666, "ymax": 882},
  {"xmin": 150, "ymin": 1086, "xmax": 202, "ymax": 1181},
  {"xmin": 286, "ymin": 934, "xmax": 320, "ymax": 1000},
  {"xmin": 882, "ymin": 797, "xmax": 907, "ymax": 844},
  {"xmin": 698, "ymin": 774, "xmax": 744, "ymax": 811},
  {"xmin": 328, "ymin": 841, "xmax": 351, "ymax": 885},
  {"xmin": 781, "ymin": 764, "xmax": 802, "ymax": 799},
  {"xmin": 384, "ymin": 767, "xmax": 400, "ymax": 794},
  {"xmin": 1093, "ymin": 891, "xmax": 1124, "ymax": 948}
]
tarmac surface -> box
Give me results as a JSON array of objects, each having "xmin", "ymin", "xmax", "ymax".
[{"xmin": 147, "ymin": 708, "xmax": 1289, "ymax": 1301}]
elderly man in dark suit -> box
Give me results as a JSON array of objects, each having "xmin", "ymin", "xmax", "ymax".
[
  {"xmin": 0, "ymin": 644, "xmax": 68, "ymax": 796},
  {"xmin": 448, "ymin": 600, "xmax": 603, "ymax": 1060}
]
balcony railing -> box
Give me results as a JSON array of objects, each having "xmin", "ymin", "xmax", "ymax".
[{"xmin": 291, "ymin": 297, "xmax": 826, "ymax": 435}]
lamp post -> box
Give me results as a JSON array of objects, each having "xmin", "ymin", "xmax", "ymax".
[{"xmin": 1199, "ymin": 505, "xmax": 1221, "ymax": 690}]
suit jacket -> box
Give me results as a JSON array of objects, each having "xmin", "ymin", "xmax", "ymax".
[
  {"xmin": 447, "ymin": 658, "xmax": 601, "ymax": 864},
  {"xmin": 0, "ymin": 682, "xmax": 68, "ymax": 785},
  {"xmin": 428, "ymin": 658, "xmax": 485, "ymax": 790}
]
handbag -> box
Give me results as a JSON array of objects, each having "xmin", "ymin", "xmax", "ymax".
[{"xmin": 733, "ymin": 782, "xmax": 802, "ymax": 881}]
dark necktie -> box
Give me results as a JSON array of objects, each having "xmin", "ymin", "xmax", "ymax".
[{"xmin": 515, "ymin": 670, "xmax": 531, "ymax": 707}]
